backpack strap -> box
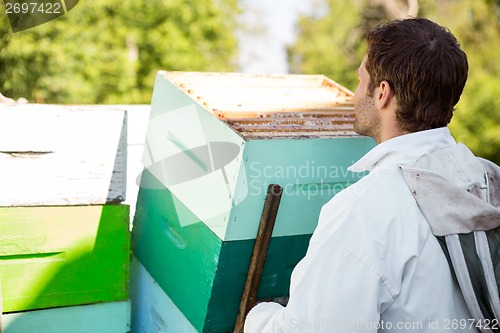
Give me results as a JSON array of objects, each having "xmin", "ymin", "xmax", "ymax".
[
  {"xmin": 445, "ymin": 232, "xmax": 500, "ymax": 332},
  {"xmin": 475, "ymin": 230, "xmax": 500, "ymax": 320},
  {"xmin": 446, "ymin": 234, "xmax": 490, "ymax": 330}
]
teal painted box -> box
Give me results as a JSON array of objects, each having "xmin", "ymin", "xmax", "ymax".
[
  {"xmin": 132, "ymin": 72, "xmax": 375, "ymax": 332},
  {"xmin": 3, "ymin": 300, "xmax": 131, "ymax": 333}
]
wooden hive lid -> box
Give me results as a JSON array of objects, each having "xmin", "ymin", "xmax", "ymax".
[{"xmin": 161, "ymin": 71, "xmax": 357, "ymax": 140}]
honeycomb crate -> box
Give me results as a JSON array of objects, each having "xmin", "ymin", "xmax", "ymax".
[{"xmin": 132, "ymin": 71, "xmax": 375, "ymax": 332}]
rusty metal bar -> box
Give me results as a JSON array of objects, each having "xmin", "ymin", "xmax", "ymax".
[{"xmin": 233, "ymin": 184, "xmax": 283, "ymax": 333}]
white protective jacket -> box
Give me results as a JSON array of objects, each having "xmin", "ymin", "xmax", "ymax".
[{"xmin": 245, "ymin": 127, "xmax": 480, "ymax": 333}]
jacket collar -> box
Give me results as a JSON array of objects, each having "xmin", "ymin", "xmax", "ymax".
[{"xmin": 349, "ymin": 127, "xmax": 456, "ymax": 173}]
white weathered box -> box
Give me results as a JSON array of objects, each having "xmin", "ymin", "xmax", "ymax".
[{"xmin": 0, "ymin": 104, "xmax": 127, "ymax": 206}]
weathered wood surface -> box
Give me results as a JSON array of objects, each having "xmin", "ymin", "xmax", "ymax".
[
  {"xmin": 162, "ymin": 71, "xmax": 356, "ymax": 139},
  {"xmin": 2, "ymin": 300, "xmax": 130, "ymax": 333},
  {"xmin": 0, "ymin": 104, "xmax": 127, "ymax": 206},
  {"xmin": 0, "ymin": 205, "xmax": 130, "ymax": 312}
]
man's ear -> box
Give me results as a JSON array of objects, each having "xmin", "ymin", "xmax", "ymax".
[{"xmin": 375, "ymin": 80, "xmax": 394, "ymax": 109}]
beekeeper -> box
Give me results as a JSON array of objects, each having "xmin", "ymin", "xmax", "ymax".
[{"xmin": 245, "ymin": 17, "xmax": 488, "ymax": 333}]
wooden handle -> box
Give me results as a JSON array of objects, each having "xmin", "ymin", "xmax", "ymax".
[{"xmin": 233, "ymin": 184, "xmax": 283, "ymax": 333}]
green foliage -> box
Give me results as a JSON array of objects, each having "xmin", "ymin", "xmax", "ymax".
[
  {"xmin": 452, "ymin": 73, "xmax": 500, "ymax": 163},
  {"xmin": 289, "ymin": 0, "xmax": 500, "ymax": 164},
  {"xmin": 287, "ymin": 0, "xmax": 366, "ymax": 92},
  {"xmin": 288, "ymin": 0, "xmax": 437, "ymax": 91},
  {"xmin": 439, "ymin": 1, "xmax": 500, "ymax": 164},
  {"xmin": 0, "ymin": 0, "xmax": 240, "ymax": 104}
]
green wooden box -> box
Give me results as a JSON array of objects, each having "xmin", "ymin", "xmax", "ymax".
[
  {"xmin": 132, "ymin": 72, "xmax": 375, "ymax": 332},
  {"xmin": 0, "ymin": 204, "xmax": 130, "ymax": 312}
]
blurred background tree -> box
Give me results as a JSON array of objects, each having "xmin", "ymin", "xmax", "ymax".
[
  {"xmin": 0, "ymin": 0, "xmax": 498, "ymax": 163},
  {"xmin": 288, "ymin": 0, "xmax": 500, "ymax": 164},
  {"xmin": 436, "ymin": 1, "xmax": 500, "ymax": 165},
  {"xmin": 0, "ymin": 0, "xmax": 240, "ymax": 104}
]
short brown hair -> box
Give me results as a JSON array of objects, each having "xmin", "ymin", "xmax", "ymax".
[{"xmin": 365, "ymin": 18, "xmax": 468, "ymax": 132}]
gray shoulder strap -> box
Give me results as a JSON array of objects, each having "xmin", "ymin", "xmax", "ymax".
[
  {"xmin": 446, "ymin": 234, "xmax": 493, "ymax": 333},
  {"xmin": 475, "ymin": 231, "xmax": 500, "ymax": 320}
]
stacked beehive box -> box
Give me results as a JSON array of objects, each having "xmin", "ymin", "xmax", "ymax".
[
  {"xmin": 131, "ymin": 72, "xmax": 375, "ymax": 332},
  {"xmin": 0, "ymin": 104, "xmax": 131, "ymax": 333}
]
